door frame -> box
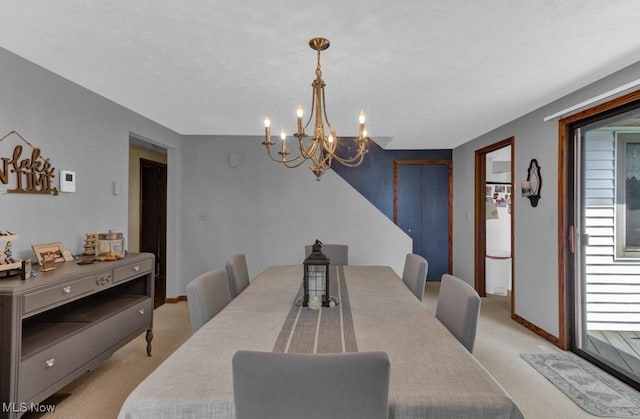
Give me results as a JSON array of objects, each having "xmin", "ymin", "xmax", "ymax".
[
  {"xmin": 393, "ymin": 159, "xmax": 453, "ymax": 275},
  {"xmin": 557, "ymin": 89, "xmax": 640, "ymax": 351},
  {"xmin": 474, "ymin": 137, "xmax": 515, "ymax": 308}
]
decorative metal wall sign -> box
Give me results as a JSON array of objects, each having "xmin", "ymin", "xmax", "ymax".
[{"xmin": 0, "ymin": 130, "xmax": 58, "ymax": 195}]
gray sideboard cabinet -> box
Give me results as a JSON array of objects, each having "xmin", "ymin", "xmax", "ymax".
[{"xmin": 0, "ymin": 253, "xmax": 155, "ymax": 418}]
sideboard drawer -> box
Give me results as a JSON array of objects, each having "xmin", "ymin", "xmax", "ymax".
[
  {"xmin": 113, "ymin": 258, "xmax": 153, "ymax": 284},
  {"xmin": 23, "ymin": 275, "xmax": 97, "ymax": 315},
  {"xmin": 114, "ymin": 297, "xmax": 153, "ymax": 339}
]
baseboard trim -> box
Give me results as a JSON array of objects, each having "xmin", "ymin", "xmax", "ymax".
[
  {"xmin": 165, "ymin": 295, "xmax": 187, "ymax": 304},
  {"xmin": 512, "ymin": 313, "xmax": 560, "ymax": 346}
]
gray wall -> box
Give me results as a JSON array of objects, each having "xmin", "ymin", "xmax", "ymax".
[
  {"xmin": 13, "ymin": 35, "xmax": 639, "ymax": 328},
  {"xmin": 0, "ymin": 47, "xmax": 183, "ymax": 294},
  {"xmin": 453, "ymin": 60, "xmax": 640, "ymax": 338},
  {"xmin": 0, "ymin": 45, "xmax": 411, "ymax": 299},
  {"xmin": 178, "ymin": 135, "xmax": 412, "ymax": 294}
]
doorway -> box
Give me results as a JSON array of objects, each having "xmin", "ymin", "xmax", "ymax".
[
  {"xmin": 393, "ymin": 159, "xmax": 452, "ymax": 281},
  {"xmin": 140, "ymin": 158, "xmax": 167, "ymax": 308},
  {"xmin": 474, "ymin": 137, "xmax": 515, "ymax": 308},
  {"xmin": 560, "ymin": 92, "xmax": 640, "ymax": 390}
]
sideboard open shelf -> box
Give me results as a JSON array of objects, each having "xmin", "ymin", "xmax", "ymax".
[{"xmin": 0, "ymin": 253, "xmax": 154, "ymax": 419}]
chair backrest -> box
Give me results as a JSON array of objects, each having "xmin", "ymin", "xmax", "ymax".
[
  {"xmin": 304, "ymin": 244, "xmax": 348, "ymax": 265},
  {"xmin": 185, "ymin": 269, "xmax": 232, "ymax": 333},
  {"xmin": 402, "ymin": 253, "xmax": 428, "ymax": 301},
  {"xmin": 435, "ymin": 274, "xmax": 481, "ymax": 353},
  {"xmin": 225, "ymin": 254, "xmax": 250, "ymax": 299},
  {"xmin": 232, "ymin": 350, "xmax": 390, "ymax": 419}
]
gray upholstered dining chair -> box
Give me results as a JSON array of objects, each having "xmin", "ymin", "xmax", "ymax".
[
  {"xmin": 435, "ymin": 274, "xmax": 481, "ymax": 353},
  {"xmin": 401, "ymin": 253, "xmax": 428, "ymax": 301},
  {"xmin": 304, "ymin": 243, "xmax": 348, "ymax": 265},
  {"xmin": 185, "ymin": 269, "xmax": 232, "ymax": 333},
  {"xmin": 225, "ymin": 253, "xmax": 250, "ymax": 299},
  {"xmin": 232, "ymin": 350, "xmax": 390, "ymax": 419}
]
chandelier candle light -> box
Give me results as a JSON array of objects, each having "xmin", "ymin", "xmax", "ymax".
[{"xmin": 262, "ymin": 37, "xmax": 370, "ymax": 181}]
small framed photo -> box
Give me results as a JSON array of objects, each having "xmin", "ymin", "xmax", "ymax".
[
  {"xmin": 32, "ymin": 242, "xmax": 66, "ymax": 266},
  {"xmin": 485, "ymin": 185, "xmax": 492, "ymax": 196},
  {"xmin": 41, "ymin": 252, "xmax": 56, "ymax": 271},
  {"xmin": 494, "ymin": 185, "xmax": 506, "ymax": 193}
]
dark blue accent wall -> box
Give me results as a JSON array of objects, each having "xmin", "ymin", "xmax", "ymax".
[
  {"xmin": 331, "ymin": 141, "xmax": 451, "ymax": 221},
  {"xmin": 331, "ymin": 140, "xmax": 452, "ymax": 280}
]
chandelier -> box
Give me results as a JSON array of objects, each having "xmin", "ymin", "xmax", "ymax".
[{"xmin": 262, "ymin": 37, "xmax": 370, "ymax": 181}]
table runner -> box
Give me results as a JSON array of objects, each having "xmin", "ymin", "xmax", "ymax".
[{"xmin": 272, "ymin": 266, "xmax": 358, "ymax": 353}]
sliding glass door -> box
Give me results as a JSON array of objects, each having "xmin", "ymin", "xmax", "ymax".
[{"xmin": 570, "ymin": 105, "xmax": 640, "ymax": 389}]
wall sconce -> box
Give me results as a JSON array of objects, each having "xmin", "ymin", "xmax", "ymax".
[{"xmin": 521, "ymin": 159, "xmax": 542, "ymax": 207}]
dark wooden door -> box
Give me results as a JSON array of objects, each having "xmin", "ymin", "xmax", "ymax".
[
  {"xmin": 140, "ymin": 158, "xmax": 167, "ymax": 308},
  {"xmin": 394, "ymin": 160, "xmax": 452, "ymax": 281}
]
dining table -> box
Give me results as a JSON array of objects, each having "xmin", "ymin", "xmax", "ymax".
[{"xmin": 118, "ymin": 265, "xmax": 523, "ymax": 419}]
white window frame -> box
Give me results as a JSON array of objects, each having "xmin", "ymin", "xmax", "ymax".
[{"xmin": 615, "ymin": 132, "xmax": 640, "ymax": 260}]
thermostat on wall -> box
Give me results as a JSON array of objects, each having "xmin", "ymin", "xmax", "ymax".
[{"xmin": 60, "ymin": 170, "xmax": 76, "ymax": 192}]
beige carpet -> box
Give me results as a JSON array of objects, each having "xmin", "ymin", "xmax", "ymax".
[
  {"xmin": 424, "ymin": 282, "xmax": 640, "ymax": 419},
  {"xmin": 26, "ymin": 283, "xmax": 640, "ymax": 418}
]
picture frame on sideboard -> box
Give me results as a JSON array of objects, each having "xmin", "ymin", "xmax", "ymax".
[{"xmin": 32, "ymin": 242, "xmax": 66, "ymax": 265}]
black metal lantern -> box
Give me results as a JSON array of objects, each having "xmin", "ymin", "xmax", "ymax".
[{"xmin": 302, "ymin": 240, "xmax": 330, "ymax": 308}]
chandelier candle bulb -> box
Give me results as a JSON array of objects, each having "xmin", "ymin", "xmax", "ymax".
[
  {"xmin": 280, "ymin": 129, "xmax": 287, "ymax": 154},
  {"xmin": 264, "ymin": 115, "xmax": 271, "ymax": 142},
  {"xmin": 297, "ymin": 104, "xmax": 304, "ymax": 134}
]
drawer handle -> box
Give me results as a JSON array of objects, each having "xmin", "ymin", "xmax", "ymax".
[
  {"xmin": 133, "ymin": 265, "xmax": 140, "ymax": 272},
  {"xmin": 45, "ymin": 358, "xmax": 55, "ymax": 368},
  {"xmin": 62, "ymin": 286, "xmax": 72, "ymax": 294},
  {"xmin": 138, "ymin": 308, "xmax": 145, "ymax": 315}
]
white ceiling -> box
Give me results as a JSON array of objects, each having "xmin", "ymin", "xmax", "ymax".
[{"xmin": 2, "ymin": 1, "xmax": 640, "ymax": 149}]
